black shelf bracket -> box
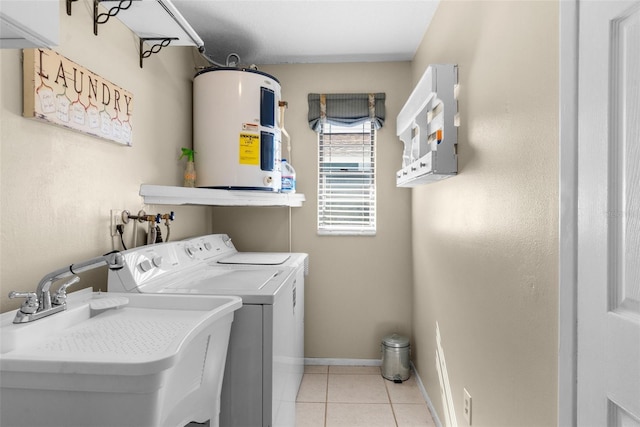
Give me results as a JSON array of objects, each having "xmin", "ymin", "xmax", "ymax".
[
  {"xmin": 66, "ymin": 0, "xmax": 78, "ymax": 16},
  {"xmin": 94, "ymin": 0, "xmax": 133, "ymax": 36},
  {"xmin": 139, "ymin": 37, "xmax": 178, "ymax": 68}
]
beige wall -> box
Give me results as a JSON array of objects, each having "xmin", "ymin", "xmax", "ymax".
[
  {"xmin": 1, "ymin": 2, "xmax": 560, "ymax": 424},
  {"xmin": 0, "ymin": 1, "xmax": 211, "ymax": 313},
  {"xmin": 211, "ymin": 62, "xmax": 414, "ymax": 359},
  {"xmin": 410, "ymin": 1, "xmax": 559, "ymax": 426}
]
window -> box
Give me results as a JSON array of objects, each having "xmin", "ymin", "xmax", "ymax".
[
  {"xmin": 308, "ymin": 92, "xmax": 384, "ymax": 235},
  {"xmin": 317, "ymin": 121, "xmax": 376, "ymax": 235}
]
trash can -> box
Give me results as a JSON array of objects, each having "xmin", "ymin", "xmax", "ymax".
[{"xmin": 380, "ymin": 333, "xmax": 411, "ymax": 383}]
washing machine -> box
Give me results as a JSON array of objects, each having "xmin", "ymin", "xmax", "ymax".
[{"xmin": 107, "ymin": 234, "xmax": 308, "ymax": 427}]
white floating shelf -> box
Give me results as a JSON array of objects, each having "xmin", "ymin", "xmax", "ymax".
[{"xmin": 140, "ymin": 185, "xmax": 306, "ymax": 207}]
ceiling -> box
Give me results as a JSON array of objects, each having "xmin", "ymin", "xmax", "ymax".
[{"xmin": 172, "ymin": 1, "xmax": 441, "ymax": 66}]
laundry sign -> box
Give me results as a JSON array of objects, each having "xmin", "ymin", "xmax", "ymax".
[{"xmin": 23, "ymin": 48, "xmax": 134, "ymax": 146}]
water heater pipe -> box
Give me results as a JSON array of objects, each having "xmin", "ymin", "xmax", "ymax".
[
  {"xmin": 278, "ymin": 101, "xmax": 291, "ymax": 161},
  {"xmin": 278, "ymin": 101, "xmax": 294, "ymax": 252},
  {"xmin": 198, "ymin": 46, "xmax": 243, "ymax": 69}
]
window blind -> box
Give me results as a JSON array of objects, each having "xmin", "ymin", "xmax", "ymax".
[
  {"xmin": 308, "ymin": 93, "xmax": 385, "ymax": 131},
  {"xmin": 317, "ymin": 121, "xmax": 376, "ymax": 235}
]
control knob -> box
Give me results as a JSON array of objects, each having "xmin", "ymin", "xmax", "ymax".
[
  {"xmin": 139, "ymin": 259, "xmax": 153, "ymax": 272},
  {"xmin": 185, "ymin": 245, "xmax": 197, "ymax": 257}
]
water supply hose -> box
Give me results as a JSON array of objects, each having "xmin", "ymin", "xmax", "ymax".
[
  {"xmin": 198, "ymin": 46, "xmax": 243, "ymax": 69},
  {"xmin": 147, "ymin": 222, "xmax": 157, "ymax": 245}
]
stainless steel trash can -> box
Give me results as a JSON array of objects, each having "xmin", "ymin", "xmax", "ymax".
[{"xmin": 381, "ymin": 333, "xmax": 410, "ymax": 383}]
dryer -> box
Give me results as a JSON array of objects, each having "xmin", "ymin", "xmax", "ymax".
[
  {"xmin": 107, "ymin": 235, "xmax": 308, "ymax": 427},
  {"xmin": 183, "ymin": 235, "xmax": 307, "ymax": 427}
]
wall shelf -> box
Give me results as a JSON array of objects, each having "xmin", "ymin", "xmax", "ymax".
[
  {"xmin": 1, "ymin": 0, "xmax": 59, "ymax": 48},
  {"xmin": 88, "ymin": 0, "xmax": 203, "ymax": 68},
  {"xmin": 140, "ymin": 185, "xmax": 306, "ymax": 207},
  {"xmin": 396, "ymin": 64, "xmax": 459, "ymax": 187}
]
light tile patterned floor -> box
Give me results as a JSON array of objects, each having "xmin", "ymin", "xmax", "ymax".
[{"xmin": 296, "ymin": 365, "xmax": 437, "ymax": 427}]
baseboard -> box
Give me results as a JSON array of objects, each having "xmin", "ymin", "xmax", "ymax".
[
  {"xmin": 304, "ymin": 357, "xmax": 381, "ymax": 366},
  {"xmin": 411, "ymin": 362, "xmax": 443, "ymax": 427}
]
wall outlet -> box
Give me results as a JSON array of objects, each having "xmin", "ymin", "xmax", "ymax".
[
  {"xmin": 110, "ymin": 209, "xmax": 122, "ymax": 237},
  {"xmin": 463, "ymin": 388, "xmax": 472, "ymax": 425}
]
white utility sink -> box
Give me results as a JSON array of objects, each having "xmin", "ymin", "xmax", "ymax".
[{"xmin": 0, "ymin": 288, "xmax": 241, "ymax": 427}]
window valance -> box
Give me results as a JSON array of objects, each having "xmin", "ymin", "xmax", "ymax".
[{"xmin": 308, "ymin": 93, "xmax": 385, "ymax": 132}]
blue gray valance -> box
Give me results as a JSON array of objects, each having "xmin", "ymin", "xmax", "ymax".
[{"xmin": 308, "ymin": 93, "xmax": 385, "ymax": 132}]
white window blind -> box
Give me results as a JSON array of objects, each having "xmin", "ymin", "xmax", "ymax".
[{"xmin": 317, "ymin": 121, "xmax": 376, "ymax": 235}]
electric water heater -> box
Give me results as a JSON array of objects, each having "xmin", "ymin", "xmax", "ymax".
[{"xmin": 193, "ymin": 68, "xmax": 282, "ymax": 191}]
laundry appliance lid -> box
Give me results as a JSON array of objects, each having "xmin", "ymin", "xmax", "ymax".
[
  {"xmin": 160, "ymin": 269, "xmax": 280, "ymax": 292},
  {"xmin": 217, "ymin": 253, "xmax": 291, "ymax": 265},
  {"xmin": 151, "ymin": 268, "xmax": 290, "ymax": 305}
]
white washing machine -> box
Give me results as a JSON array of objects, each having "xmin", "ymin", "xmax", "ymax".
[{"xmin": 107, "ymin": 234, "xmax": 308, "ymax": 427}]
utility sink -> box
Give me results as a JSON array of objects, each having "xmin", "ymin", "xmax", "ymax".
[{"xmin": 0, "ymin": 288, "xmax": 241, "ymax": 427}]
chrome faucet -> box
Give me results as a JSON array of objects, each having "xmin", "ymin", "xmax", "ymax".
[{"xmin": 8, "ymin": 251, "xmax": 124, "ymax": 324}]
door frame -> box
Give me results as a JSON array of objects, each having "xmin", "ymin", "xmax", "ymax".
[{"xmin": 558, "ymin": 0, "xmax": 579, "ymax": 426}]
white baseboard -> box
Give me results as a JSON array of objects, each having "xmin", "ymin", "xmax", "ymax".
[
  {"xmin": 304, "ymin": 357, "xmax": 381, "ymax": 366},
  {"xmin": 411, "ymin": 362, "xmax": 443, "ymax": 427}
]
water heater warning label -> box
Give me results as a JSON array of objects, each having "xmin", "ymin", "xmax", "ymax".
[{"xmin": 239, "ymin": 133, "xmax": 260, "ymax": 165}]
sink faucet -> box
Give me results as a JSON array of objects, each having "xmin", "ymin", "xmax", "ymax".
[{"xmin": 8, "ymin": 251, "xmax": 125, "ymax": 324}]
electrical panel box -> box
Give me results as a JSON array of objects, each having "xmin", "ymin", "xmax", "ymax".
[{"xmin": 396, "ymin": 64, "xmax": 459, "ymax": 187}]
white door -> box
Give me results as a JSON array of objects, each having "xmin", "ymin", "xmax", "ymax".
[{"xmin": 577, "ymin": 1, "xmax": 640, "ymax": 426}]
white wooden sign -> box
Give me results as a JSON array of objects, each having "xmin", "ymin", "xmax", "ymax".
[{"xmin": 23, "ymin": 48, "xmax": 134, "ymax": 146}]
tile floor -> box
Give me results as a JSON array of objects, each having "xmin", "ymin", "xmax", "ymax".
[{"xmin": 296, "ymin": 365, "xmax": 437, "ymax": 427}]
